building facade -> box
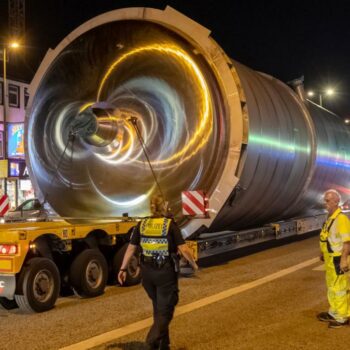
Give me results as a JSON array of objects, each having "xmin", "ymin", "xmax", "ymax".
[{"xmin": 0, "ymin": 77, "xmax": 34, "ymax": 210}]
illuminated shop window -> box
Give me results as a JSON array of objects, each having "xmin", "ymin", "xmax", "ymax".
[{"xmin": 7, "ymin": 123, "xmax": 25, "ymax": 158}]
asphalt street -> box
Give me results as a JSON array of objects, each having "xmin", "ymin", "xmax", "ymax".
[{"xmin": 0, "ymin": 235, "xmax": 349, "ymax": 350}]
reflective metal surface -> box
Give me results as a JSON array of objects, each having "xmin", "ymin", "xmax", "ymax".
[
  {"xmin": 302, "ymin": 102, "xmax": 350, "ymax": 207},
  {"xmin": 27, "ymin": 7, "xmax": 350, "ymax": 235},
  {"xmin": 211, "ymin": 62, "xmax": 316, "ymax": 230},
  {"xmin": 212, "ymin": 64, "xmax": 350, "ymax": 230},
  {"xmin": 27, "ymin": 18, "xmax": 227, "ymax": 222},
  {"xmin": 212, "ymin": 61, "xmax": 350, "ymax": 231}
]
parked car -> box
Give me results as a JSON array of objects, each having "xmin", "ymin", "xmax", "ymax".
[{"xmin": 3, "ymin": 198, "xmax": 49, "ymax": 223}]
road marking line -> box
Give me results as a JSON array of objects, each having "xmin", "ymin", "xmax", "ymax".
[
  {"xmin": 312, "ymin": 264, "xmax": 324, "ymax": 271},
  {"xmin": 59, "ymin": 257, "xmax": 319, "ymax": 350}
]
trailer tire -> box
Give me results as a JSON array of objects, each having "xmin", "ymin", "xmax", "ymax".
[
  {"xmin": 0, "ymin": 297, "xmax": 18, "ymax": 310},
  {"xmin": 112, "ymin": 244, "xmax": 141, "ymax": 286},
  {"xmin": 69, "ymin": 249, "xmax": 108, "ymax": 297},
  {"xmin": 15, "ymin": 258, "xmax": 60, "ymax": 313}
]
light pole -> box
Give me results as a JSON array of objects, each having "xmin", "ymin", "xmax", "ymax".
[
  {"xmin": 1, "ymin": 41, "xmax": 20, "ymax": 196},
  {"xmin": 2, "ymin": 42, "xmax": 20, "ymax": 156},
  {"xmin": 3, "ymin": 46, "xmax": 8, "ymax": 160},
  {"xmin": 307, "ymin": 88, "xmax": 335, "ymax": 107}
]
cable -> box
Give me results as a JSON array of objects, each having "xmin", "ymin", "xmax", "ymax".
[{"xmin": 128, "ymin": 117, "xmax": 166, "ymax": 203}]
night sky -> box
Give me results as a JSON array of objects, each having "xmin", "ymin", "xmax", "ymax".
[{"xmin": 1, "ymin": 0, "xmax": 350, "ymax": 117}]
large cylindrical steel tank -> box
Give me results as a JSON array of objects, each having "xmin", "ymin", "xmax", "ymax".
[{"xmin": 26, "ymin": 7, "xmax": 350, "ymax": 237}]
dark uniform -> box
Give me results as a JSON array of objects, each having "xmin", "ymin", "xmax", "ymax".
[{"xmin": 130, "ymin": 217, "xmax": 185, "ymax": 350}]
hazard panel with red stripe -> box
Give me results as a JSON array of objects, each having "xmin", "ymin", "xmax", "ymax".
[
  {"xmin": 181, "ymin": 190, "xmax": 209, "ymax": 217},
  {"xmin": 0, "ymin": 194, "xmax": 10, "ymax": 217}
]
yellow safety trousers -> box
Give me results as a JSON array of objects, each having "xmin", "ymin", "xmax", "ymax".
[{"xmin": 320, "ymin": 241, "xmax": 350, "ymax": 322}]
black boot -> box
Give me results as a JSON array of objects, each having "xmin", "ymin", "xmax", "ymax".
[
  {"xmin": 158, "ymin": 339, "xmax": 170, "ymax": 350},
  {"xmin": 146, "ymin": 341, "xmax": 159, "ymax": 350}
]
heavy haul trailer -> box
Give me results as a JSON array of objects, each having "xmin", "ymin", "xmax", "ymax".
[
  {"xmin": 0, "ymin": 219, "xmax": 142, "ymax": 312},
  {"xmin": 0, "ymin": 212, "xmax": 326, "ymax": 313},
  {"xmin": 187, "ymin": 213, "xmax": 327, "ymax": 260},
  {"xmin": 1, "ymin": 6, "xmax": 350, "ymax": 312}
]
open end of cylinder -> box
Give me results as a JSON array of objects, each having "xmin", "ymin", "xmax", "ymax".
[
  {"xmin": 28, "ymin": 19, "xmax": 228, "ymax": 221},
  {"xmin": 72, "ymin": 104, "xmax": 120, "ymax": 148}
]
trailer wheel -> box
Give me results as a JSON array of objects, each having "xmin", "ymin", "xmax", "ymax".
[
  {"xmin": 15, "ymin": 258, "xmax": 60, "ymax": 313},
  {"xmin": 0, "ymin": 297, "xmax": 18, "ymax": 310},
  {"xmin": 112, "ymin": 244, "xmax": 141, "ymax": 286},
  {"xmin": 69, "ymin": 249, "xmax": 108, "ymax": 297}
]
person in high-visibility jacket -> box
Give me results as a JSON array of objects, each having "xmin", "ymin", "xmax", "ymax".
[
  {"xmin": 317, "ymin": 189, "xmax": 350, "ymax": 328},
  {"xmin": 118, "ymin": 194, "xmax": 198, "ymax": 350}
]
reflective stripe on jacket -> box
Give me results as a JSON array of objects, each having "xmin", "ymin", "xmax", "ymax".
[{"xmin": 140, "ymin": 218, "xmax": 171, "ymax": 257}]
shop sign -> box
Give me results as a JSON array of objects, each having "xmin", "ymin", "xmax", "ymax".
[
  {"xmin": 0, "ymin": 160, "xmax": 8, "ymax": 178},
  {"xmin": 7, "ymin": 123, "xmax": 25, "ymax": 159},
  {"xmin": 8, "ymin": 161, "xmax": 29, "ymax": 178}
]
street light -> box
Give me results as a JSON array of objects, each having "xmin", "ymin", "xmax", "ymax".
[
  {"xmin": 307, "ymin": 88, "xmax": 335, "ymax": 107},
  {"xmin": 9, "ymin": 42, "xmax": 20, "ymax": 49}
]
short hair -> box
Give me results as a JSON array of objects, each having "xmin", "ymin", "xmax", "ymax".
[{"xmin": 324, "ymin": 189, "xmax": 341, "ymax": 203}]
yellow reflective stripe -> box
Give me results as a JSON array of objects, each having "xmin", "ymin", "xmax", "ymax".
[
  {"xmin": 140, "ymin": 218, "xmax": 171, "ymax": 237},
  {"xmin": 140, "ymin": 239, "xmax": 169, "ymax": 256},
  {"xmin": 141, "ymin": 242, "xmax": 168, "ymax": 250},
  {"xmin": 140, "ymin": 236, "xmax": 169, "ymax": 256},
  {"xmin": 140, "ymin": 239, "xmax": 168, "ymax": 248},
  {"xmin": 334, "ymin": 290, "xmax": 347, "ymax": 297}
]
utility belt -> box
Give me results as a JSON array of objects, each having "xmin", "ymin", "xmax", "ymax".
[
  {"xmin": 141, "ymin": 254, "xmax": 171, "ymax": 269},
  {"xmin": 141, "ymin": 254, "xmax": 179, "ymax": 272}
]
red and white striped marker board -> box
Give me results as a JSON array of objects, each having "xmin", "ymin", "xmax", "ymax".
[
  {"xmin": 0, "ymin": 194, "xmax": 10, "ymax": 217},
  {"xmin": 181, "ymin": 190, "xmax": 208, "ymax": 217}
]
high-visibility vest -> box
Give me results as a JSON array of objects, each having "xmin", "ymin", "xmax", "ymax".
[
  {"xmin": 320, "ymin": 208, "xmax": 350, "ymax": 256},
  {"xmin": 140, "ymin": 218, "xmax": 171, "ymax": 257}
]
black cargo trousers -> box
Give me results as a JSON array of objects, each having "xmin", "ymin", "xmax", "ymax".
[{"xmin": 141, "ymin": 260, "xmax": 179, "ymax": 349}]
